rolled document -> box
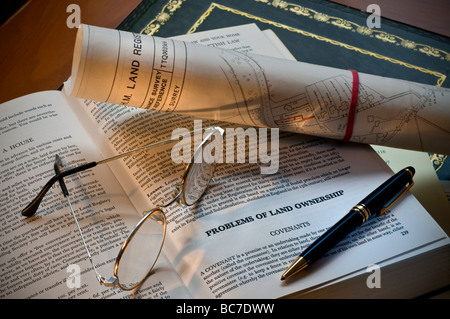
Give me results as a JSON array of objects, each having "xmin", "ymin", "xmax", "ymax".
[{"xmin": 65, "ymin": 24, "xmax": 450, "ymax": 154}]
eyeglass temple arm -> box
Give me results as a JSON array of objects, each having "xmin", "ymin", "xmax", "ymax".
[
  {"xmin": 21, "ymin": 161, "xmax": 98, "ymax": 217},
  {"xmin": 53, "ymin": 157, "xmax": 111, "ymax": 286},
  {"xmin": 21, "ymin": 127, "xmax": 218, "ymax": 217},
  {"xmin": 21, "ymin": 142, "xmax": 160, "ymax": 218},
  {"xmin": 21, "ymin": 141, "xmax": 162, "ymax": 218}
]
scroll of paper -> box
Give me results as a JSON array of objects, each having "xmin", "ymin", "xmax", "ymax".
[{"xmin": 65, "ymin": 25, "xmax": 450, "ymax": 154}]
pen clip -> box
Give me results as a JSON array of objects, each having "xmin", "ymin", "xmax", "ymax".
[{"xmin": 378, "ymin": 179, "xmax": 414, "ymax": 216}]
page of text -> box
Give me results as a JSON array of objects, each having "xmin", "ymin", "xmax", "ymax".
[{"xmin": 0, "ymin": 92, "xmax": 189, "ymax": 298}]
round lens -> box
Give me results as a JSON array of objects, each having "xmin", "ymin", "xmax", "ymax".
[
  {"xmin": 115, "ymin": 209, "xmax": 166, "ymax": 290},
  {"xmin": 181, "ymin": 128, "xmax": 222, "ymax": 206},
  {"xmin": 182, "ymin": 160, "xmax": 216, "ymax": 206}
]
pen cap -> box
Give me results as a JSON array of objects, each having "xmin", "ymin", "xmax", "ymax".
[{"xmin": 361, "ymin": 167, "xmax": 414, "ymax": 216}]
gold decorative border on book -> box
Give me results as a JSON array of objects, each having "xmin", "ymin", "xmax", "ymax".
[
  {"xmin": 430, "ymin": 154, "xmax": 448, "ymax": 172},
  {"xmin": 188, "ymin": 2, "xmax": 446, "ymax": 86},
  {"xmin": 254, "ymin": 0, "xmax": 450, "ymax": 62},
  {"xmin": 140, "ymin": 0, "xmax": 187, "ymax": 35}
]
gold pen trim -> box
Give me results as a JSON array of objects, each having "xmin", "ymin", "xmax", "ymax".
[
  {"xmin": 281, "ymin": 256, "xmax": 308, "ymax": 280},
  {"xmin": 352, "ymin": 203, "xmax": 371, "ymax": 223}
]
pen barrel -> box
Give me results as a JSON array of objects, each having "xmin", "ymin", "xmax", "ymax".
[
  {"xmin": 359, "ymin": 167, "xmax": 414, "ymax": 216},
  {"xmin": 301, "ymin": 210, "xmax": 364, "ymax": 265},
  {"xmin": 289, "ymin": 167, "xmax": 415, "ymax": 274}
]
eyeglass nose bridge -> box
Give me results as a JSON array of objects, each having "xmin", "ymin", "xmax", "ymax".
[
  {"xmin": 100, "ymin": 275, "xmax": 118, "ymax": 288},
  {"xmin": 158, "ymin": 183, "xmax": 184, "ymax": 208}
]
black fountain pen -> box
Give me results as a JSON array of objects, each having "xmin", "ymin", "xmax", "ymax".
[{"xmin": 281, "ymin": 166, "xmax": 415, "ymax": 281}]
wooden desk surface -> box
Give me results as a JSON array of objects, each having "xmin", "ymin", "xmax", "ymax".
[
  {"xmin": 0, "ymin": 0, "xmax": 142, "ymax": 104},
  {"xmin": 1, "ymin": 0, "xmax": 449, "ymax": 104}
]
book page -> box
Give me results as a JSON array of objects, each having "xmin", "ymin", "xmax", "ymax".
[
  {"xmin": 0, "ymin": 91, "xmax": 189, "ymax": 298},
  {"xmin": 65, "ymin": 24, "xmax": 450, "ymax": 155},
  {"xmin": 164, "ymin": 135, "xmax": 448, "ymax": 298},
  {"xmin": 372, "ymin": 145, "xmax": 450, "ymax": 235},
  {"xmin": 64, "ymin": 25, "xmax": 448, "ymax": 298}
]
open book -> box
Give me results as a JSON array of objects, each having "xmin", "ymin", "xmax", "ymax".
[{"xmin": 0, "ymin": 24, "xmax": 448, "ymax": 299}]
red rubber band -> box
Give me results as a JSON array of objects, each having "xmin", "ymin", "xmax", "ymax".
[{"xmin": 343, "ymin": 69, "xmax": 359, "ymax": 142}]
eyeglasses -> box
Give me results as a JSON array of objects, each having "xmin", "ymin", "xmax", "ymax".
[{"xmin": 21, "ymin": 126, "xmax": 224, "ymax": 290}]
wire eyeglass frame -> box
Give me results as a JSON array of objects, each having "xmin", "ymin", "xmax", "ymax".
[{"xmin": 21, "ymin": 126, "xmax": 224, "ymax": 290}]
